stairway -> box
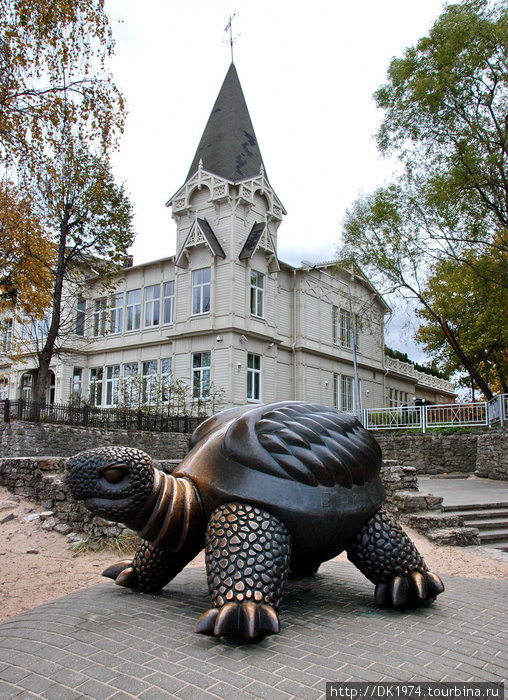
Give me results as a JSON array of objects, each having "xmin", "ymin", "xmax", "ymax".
[{"xmin": 443, "ymin": 502, "xmax": 508, "ymax": 552}]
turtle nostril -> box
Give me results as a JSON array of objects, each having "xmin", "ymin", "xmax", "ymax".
[{"xmin": 102, "ymin": 468, "xmax": 127, "ymax": 484}]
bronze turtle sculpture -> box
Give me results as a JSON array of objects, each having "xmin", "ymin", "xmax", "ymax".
[{"xmin": 67, "ymin": 401, "xmax": 444, "ymax": 640}]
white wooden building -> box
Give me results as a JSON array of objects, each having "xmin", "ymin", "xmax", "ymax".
[{"xmin": 0, "ymin": 64, "xmax": 455, "ymax": 411}]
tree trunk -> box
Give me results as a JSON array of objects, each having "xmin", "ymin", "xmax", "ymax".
[{"xmin": 32, "ymin": 213, "xmax": 70, "ymax": 414}]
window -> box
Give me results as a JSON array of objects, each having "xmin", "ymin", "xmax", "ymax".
[
  {"xmin": 22, "ymin": 315, "xmax": 50, "ymax": 343},
  {"xmin": 0, "ymin": 378, "xmax": 8, "ymax": 401},
  {"xmin": 71, "ymin": 368, "xmax": 82, "ymax": 401},
  {"xmin": 163, "ymin": 281, "xmax": 174, "ymax": 325},
  {"xmin": 332, "ymin": 306, "xmax": 359, "ymax": 350},
  {"xmin": 126, "ymin": 289, "xmax": 141, "ymax": 331},
  {"xmin": 142, "ymin": 360, "xmax": 158, "ymax": 404},
  {"xmin": 122, "ymin": 362, "xmax": 139, "ymax": 406},
  {"xmin": 334, "ymin": 374, "xmax": 354, "ymax": 412},
  {"xmin": 110, "ymin": 293, "xmax": 123, "ymax": 334},
  {"xmin": 89, "ymin": 368, "xmax": 103, "ymax": 406},
  {"xmin": 192, "ymin": 268, "xmax": 211, "ymax": 315},
  {"xmin": 192, "ymin": 352, "xmax": 211, "ymax": 398},
  {"xmin": 144, "ymin": 285, "xmax": 160, "ymax": 327},
  {"xmin": 247, "ymin": 353, "xmax": 261, "ymax": 401},
  {"xmin": 105, "ymin": 365, "xmax": 120, "ymax": 406},
  {"xmin": 75, "ymin": 300, "xmax": 86, "ymax": 337},
  {"xmin": 93, "ymin": 298, "xmax": 107, "ymax": 337},
  {"xmin": 250, "ymin": 271, "xmax": 264, "ymax": 317},
  {"xmin": 1, "ymin": 319, "xmax": 13, "ymax": 352},
  {"xmin": 21, "ymin": 373, "xmax": 33, "ymax": 400},
  {"xmin": 161, "ymin": 358, "xmax": 172, "ymax": 403}
]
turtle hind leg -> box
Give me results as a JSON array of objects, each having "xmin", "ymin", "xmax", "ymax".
[
  {"xmin": 103, "ymin": 539, "xmax": 201, "ymax": 593},
  {"xmin": 195, "ymin": 502, "xmax": 291, "ymax": 641},
  {"xmin": 347, "ymin": 508, "xmax": 444, "ymax": 608}
]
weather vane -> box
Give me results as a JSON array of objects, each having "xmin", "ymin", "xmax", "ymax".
[{"xmin": 224, "ymin": 14, "xmax": 237, "ymax": 62}]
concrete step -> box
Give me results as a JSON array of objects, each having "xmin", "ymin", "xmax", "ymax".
[
  {"xmin": 479, "ymin": 529, "xmax": 508, "ymax": 544},
  {"xmin": 446, "ymin": 508, "xmax": 508, "ymax": 521},
  {"xmin": 463, "ymin": 517, "xmax": 508, "ymax": 530},
  {"xmin": 444, "ymin": 501, "xmax": 508, "ymax": 512}
]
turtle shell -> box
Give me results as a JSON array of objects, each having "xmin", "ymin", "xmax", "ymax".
[{"xmin": 174, "ymin": 401, "xmax": 385, "ymax": 564}]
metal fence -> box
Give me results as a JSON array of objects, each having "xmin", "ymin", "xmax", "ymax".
[
  {"xmin": 2, "ymin": 394, "xmax": 507, "ymax": 435},
  {"xmin": 353, "ymin": 394, "xmax": 507, "ymax": 433},
  {"xmin": 1, "ymin": 399, "xmax": 205, "ymax": 434}
]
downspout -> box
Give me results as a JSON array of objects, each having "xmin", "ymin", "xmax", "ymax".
[{"xmin": 292, "ymin": 270, "xmax": 298, "ymax": 401}]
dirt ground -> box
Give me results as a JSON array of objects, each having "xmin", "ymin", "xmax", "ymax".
[{"xmin": 1, "ymin": 485, "xmax": 507, "ymax": 624}]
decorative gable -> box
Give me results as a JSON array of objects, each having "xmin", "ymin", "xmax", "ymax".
[
  {"xmin": 239, "ymin": 221, "xmax": 280, "ymax": 273},
  {"xmin": 175, "ymin": 217, "xmax": 226, "ymax": 268}
]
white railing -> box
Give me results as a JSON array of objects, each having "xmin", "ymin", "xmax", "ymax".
[
  {"xmin": 350, "ymin": 394, "xmax": 507, "ymax": 433},
  {"xmin": 384, "ymin": 356, "xmax": 456, "ymax": 394}
]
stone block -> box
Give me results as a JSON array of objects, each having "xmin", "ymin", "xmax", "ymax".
[
  {"xmin": 426, "ymin": 526, "xmax": 480, "ymax": 546},
  {"xmin": 405, "ymin": 512, "xmax": 464, "ymax": 531}
]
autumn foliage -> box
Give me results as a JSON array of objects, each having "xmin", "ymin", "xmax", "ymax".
[{"xmin": 0, "ymin": 180, "xmax": 55, "ymax": 317}]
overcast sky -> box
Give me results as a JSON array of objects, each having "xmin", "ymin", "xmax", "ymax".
[{"xmin": 105, "ymin": 0, "xmax": 447, "ymax": 359}]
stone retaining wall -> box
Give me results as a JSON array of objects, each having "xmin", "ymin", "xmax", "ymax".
[
  {"xmin": 476, "ymin": 430, "xmax": 508, "ymax": 481},
  {"xmin": 1, "ymin": 454, "xmax": 477, "ymax": 546},
  {"xmin": 0, "ymin": 456, "xmax": 179, "ymax": 540},
  {"xmin": 0, "ymin": 421, "xmax": 190, "ymax": 460},
  {"xmin": 376, "ymin": 429, "xmax": 508, "ymax": 480}
]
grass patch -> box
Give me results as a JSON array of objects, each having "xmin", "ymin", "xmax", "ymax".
[{"xmin": 70, "ymin": 533, "xmax": 140, "ymax": 556}]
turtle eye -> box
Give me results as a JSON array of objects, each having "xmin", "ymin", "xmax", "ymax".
[{"xmin": 101, "ymin": 467, "xmax": 128, "ymax": 484}]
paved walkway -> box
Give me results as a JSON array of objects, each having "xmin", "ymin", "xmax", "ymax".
[
  {"xmin": 0, "ymin": 561, "xmax": 506, "ymax": 699},
  {"xmin": 418, "ymin": 476, "xmax": 508, "ymax": 508}
]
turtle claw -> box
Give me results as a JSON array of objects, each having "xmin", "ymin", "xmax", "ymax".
[
  {"xmin": 102, "ymin": 560, "xmax": 138, "ymax": 588},
  {"xmin": 375, "ymin": 570, "xmax": 444, "ymax": 608},
  {"xmin": 195, "ymin": 603, "xmax": 280, "ymax": 640}
]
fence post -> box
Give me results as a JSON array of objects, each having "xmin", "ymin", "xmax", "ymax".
[
  {"xmin": 83, "ymin": 404, "xmax": 89, "ymax": 428},
  {"xmin": 3, "ymin": 399, "xmax": 9, "ymax": 423},
  {"xmin": 137, "ymin": 410, "xmax": 143, "ymax": 431},
  {"xmin": 422, "ymin": 405, "xmax": 427, "ymax": 434}
]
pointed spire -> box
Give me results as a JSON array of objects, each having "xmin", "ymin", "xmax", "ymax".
[{"xmin": 186, "ymin": 63, "xmax": 265, "ymax": 183}]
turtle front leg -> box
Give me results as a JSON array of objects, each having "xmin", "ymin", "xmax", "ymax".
[
  {"xmin": 347, "ymin": 508, "xmax": 444, "ymax": 608},
  {"xmin": 103, "ymin": 539, "xmax": 201, "ymax": 593},
  {"xmin": 195, "ymin": 502, "xmax": 291, "ymax": 641}
]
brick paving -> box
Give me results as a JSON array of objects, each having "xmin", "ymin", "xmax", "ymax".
[{"xmin": 0, "ymin": 561, "xmax": 506, "ymax": 699}]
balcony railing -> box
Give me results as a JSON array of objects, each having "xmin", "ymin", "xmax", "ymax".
[{"xmin": 384, "ymin": 356, "xmax": 456, "ymax": 394}]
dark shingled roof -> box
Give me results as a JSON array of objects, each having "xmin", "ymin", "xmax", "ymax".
[
  {"xmin": 239, "ymin": 222, "xmax": 265, "ymax": 260},
  {"xmin": 186, "ymin": 63, "xmax": 265, "ymax": 183},
  {"xmin": 198, "ymin": 218, "xmax": 226, "ymax": 259}
]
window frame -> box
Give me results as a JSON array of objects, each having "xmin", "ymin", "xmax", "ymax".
[
  {"xmin": 144, "ymin": 284, "xmax": 161, "ymax": 328},
  {"xmin": 89, "ymin": 367, "xmax": 103, "ymax": 406},
  {"xmin": 75, "ymin": 299, "xmax": 86, "ymax": 337},
  {"xmin": 247, "ymin": 353, "xmax": 261, "ymax": 401},
  {"xmin": 125, "ymin": 288, "xmax": 142, "ymax": 331},
  {"xmin": 163, "ymin": 281, "xmax": 175, "ymax": 325},
  {"xmin": 104, "ymin": 364, "xmax": 120, "ymax": 407},
  {"xmin": 192, "ymin": 351, "xmax": 211, "ymax": 399},
  {"xmin": 250, "ymin": 270, "xmax": 265, "ymax": 318},
  {"xmin": 191, "ymin": 268, "xmax": 211, "ymax": 315},
  {"xmin": 110, "ymin": 293, "xmax": 124, "ymax": 334}
]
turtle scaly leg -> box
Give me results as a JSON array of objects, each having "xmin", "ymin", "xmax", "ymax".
[
  {"xmin": 347, "ymin": 508, "xmax": 444, "ymax": 608},
  {"xmin": 195, "ymin": 502, "xmax": 292, "ymax": 640},
  {"xmin": 103, "ymin": 539, "xmax": 202, "ymax": 593}
]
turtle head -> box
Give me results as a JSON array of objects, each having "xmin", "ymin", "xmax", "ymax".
[{"xmin": 67, "ymin": 446, "xmax": 155, "ymax": 522}]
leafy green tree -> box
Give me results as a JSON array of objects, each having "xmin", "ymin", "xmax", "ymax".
[
  {"xmin": 25, "ymin": 139, "xmax": 134, "ymax": 407},
  {"xmin": 415, "ymin": 253, "xmax": 508, "ymax": 396},
  {"xmin": 341, "ymin": 0, "xmax": 508, "ymax": 399},
  {"xmin": 375, "ymin": 0, "xmax": 508, "ymax": 262}
]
